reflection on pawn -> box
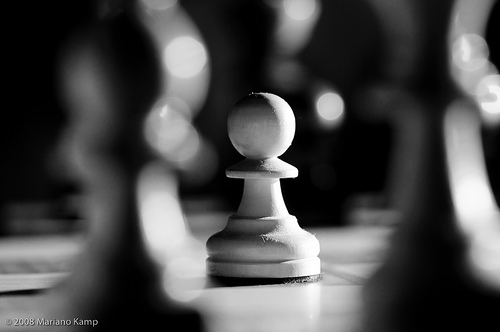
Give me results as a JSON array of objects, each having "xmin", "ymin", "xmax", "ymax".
[{"xmin": 206, "ymin": 93, "xmax": 321, "ymax": 284}]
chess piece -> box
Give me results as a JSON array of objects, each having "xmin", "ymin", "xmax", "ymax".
[
  {"xmin": 206, "ymin": 92, "xmax": 321, "ymax": 284},
  {"xmin": 261, "ymin": 0, "xmax": 348, "ymax": 227},
  {"xmin": 45, "ymin": 3, "xmax": 204, "ymax": 330},
  {"xmin": 345, "ymin": 0, "xmax": 421, "ymax": 227},
  {"xmin": 361, "ymin": 1, "xmax": 500, "ymax": 331}
]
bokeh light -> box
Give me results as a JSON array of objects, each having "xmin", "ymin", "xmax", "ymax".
[
  {"xmin": 314, "ymin": 90, "xmax": 345, "ymax": 130},
  {"xmin": 283, "ymin": 0, "xmax": 317, "ymax": 21},
  {"xmin": 452, "ymin": 34, "xmax": 489, "ymax": 72},
  {"xmin": 141, "ymin": 0, "xmax": 177, "ymax": 11},
  {"xmin": 144, "ymin": 98, "xmax": 200, "ymax": 167},
  {"xmin": 164, "ymin": 36, "xmax": 208, "ymax": 79},
  {"xmin": 451, "ymin": 33, "xmax": 495, "ymax": 96},
  {"xmin": 140, "ymin": 2, "xmax": 211, "ymax": 117},
  {"xmin": 476, "ymin": 74, "xmax": 500, "ymax": 125},
  {"xmin": 272, "ymin": 0, "xmax": 321, "ymax": 55}
]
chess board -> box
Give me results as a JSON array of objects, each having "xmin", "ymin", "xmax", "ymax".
[
  {"xmin": 0, "ymin": 201, "xmax": 391, "ymax": 332},
  {"xmin": 1, "ymin": 0, "xmax": 499, "ymax": 331}
]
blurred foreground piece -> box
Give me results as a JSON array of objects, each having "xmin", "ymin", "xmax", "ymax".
[
  {"xmin": 362, "ymin": 1, "xmax": 500, "ymax": 331},
  {"xmin": 206, "ymin": 93, "xmax": 321, "ymax": 284},
  {"xmin": 45, "ymin": 3, "xmax": 203, "ymax": 331}
]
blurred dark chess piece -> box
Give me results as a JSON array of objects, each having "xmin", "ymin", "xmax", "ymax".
[
  {"xmin": 362, "ymin": 1, "xmax": 500, "ymax": 331},
  {"xmin": 259, "ymin": 0, "xmax": 350, "ymax": 226},
  {"xmin": 44, "ymin": 1, "xmax": 203, "ymax": 330},
  {"xmin": 1, "ymin": 0, "xmax": 99, "ymax": 236},
  {"xmin": 344, "ymin": 0, "xmax": 423, "ymax": 226},
  {"xmin": 206, "ymin": 93, "xmax": 321, "ymax": 285},
  {"xmin": 295, "ymin": 0, "xmax": 390, "ymax": 226}
]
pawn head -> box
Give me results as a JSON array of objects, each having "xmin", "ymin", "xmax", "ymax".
[{"xmin": 228, "ymin": 93, "xmax": 296, "ymax": 159}]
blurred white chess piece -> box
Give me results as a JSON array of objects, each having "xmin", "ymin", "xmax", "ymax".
[{"xmin": 446, "ymin": 0, "xmax": 500, "ymax": 291}]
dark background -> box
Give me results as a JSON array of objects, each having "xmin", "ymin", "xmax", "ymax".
[{"xmin": 1, "ymin": 0, "xmax": 499, "ymax": 234}]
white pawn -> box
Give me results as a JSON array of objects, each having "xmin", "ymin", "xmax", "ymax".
[{"xmin": 206, "ymin": 92, "xmax": 321, "ymax": 284}]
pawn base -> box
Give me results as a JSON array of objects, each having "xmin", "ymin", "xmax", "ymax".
[
  {"xmin": 206, "ymin": 215, "xmax": 321, "ymax": 279},
  {"xmin": 206, "ymin": 256, "xmax": 321, "ymax": 279},
  {"xmin": 210, "ymin": 274, "xmax": 322, "ymax": 287}
]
